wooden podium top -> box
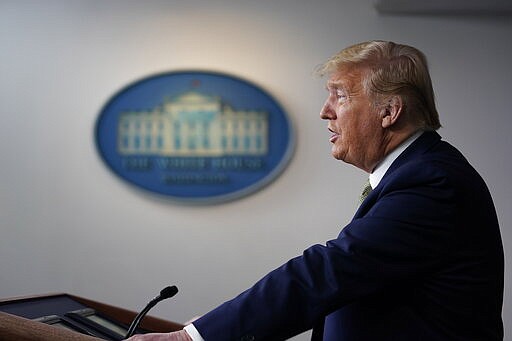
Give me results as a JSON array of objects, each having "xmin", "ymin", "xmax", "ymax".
[
  {"xmin": 0, "ymin": 293, "xmax": 184, "ymax": 341},
  {"xmin": 0, "ymin": 311, "xmax": 103, "ymax": 341}
]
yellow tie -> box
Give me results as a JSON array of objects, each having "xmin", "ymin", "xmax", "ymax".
[{"xmin": 358, "ymin": 179, "xmax": 372, "ymax": 205}]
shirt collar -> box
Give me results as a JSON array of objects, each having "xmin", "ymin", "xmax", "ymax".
[{"xmin": 369, "ymin": 131, "xmax": 423, "ymax": 189}]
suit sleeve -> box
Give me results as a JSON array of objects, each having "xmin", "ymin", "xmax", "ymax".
[{"xmin": 193, "ymin": 161, "xmax": 457, "ymax": 341}]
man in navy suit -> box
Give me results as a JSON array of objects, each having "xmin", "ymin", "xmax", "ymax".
[{"xmin": 128, "ymin": 41, "xmax": 504, "ymax": 340}]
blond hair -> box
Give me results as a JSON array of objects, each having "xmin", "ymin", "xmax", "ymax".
[{"xmin": 317, "ymin": 41, "xmax": 441, "ymax": 130}]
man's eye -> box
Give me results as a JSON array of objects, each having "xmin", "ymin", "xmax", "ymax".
[{"xmin": 336, "ymin": 90, "xmax": 347, "ymax": 101}]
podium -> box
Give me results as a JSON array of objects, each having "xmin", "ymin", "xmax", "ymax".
[{"xmin": 0, "ymin": 293, "xmax": 184, "ymax": 341}]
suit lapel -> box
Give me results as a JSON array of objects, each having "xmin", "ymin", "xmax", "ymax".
[
  {"xmin": 353, "ymin": 131, "xmax": 442, "ymax": 219},
  {"xmin": 384, "ymin": 131, "xmax": 441, "ymax": 180}
]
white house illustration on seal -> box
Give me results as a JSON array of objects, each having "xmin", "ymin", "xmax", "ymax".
[{"xmin": 117, "ymin": 91, "xmax": 268, "ymax": 156}]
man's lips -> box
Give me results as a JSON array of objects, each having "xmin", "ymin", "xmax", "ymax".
[{"xmin": 328, "ymin": 127, "xmax": 339, "ymax": 143}]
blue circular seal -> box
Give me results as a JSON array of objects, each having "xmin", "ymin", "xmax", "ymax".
[{"xmin": 95, "ymin": 71, "xmax": 295, "ymax": 204}]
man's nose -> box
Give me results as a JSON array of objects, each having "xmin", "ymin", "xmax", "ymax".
[{"xmin": 320, "ymin": 101, "xmax": 335, "ymax": 120}]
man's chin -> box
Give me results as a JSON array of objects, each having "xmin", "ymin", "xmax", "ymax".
[
  {"xmin": 331, "ymin": 149, "xmax": 346, "ymax": 162},
  {"xmin": 332, "ymin": 151, "xmax": 358, "ymax": 168}
]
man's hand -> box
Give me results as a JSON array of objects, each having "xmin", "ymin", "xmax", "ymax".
[{"xmin": 125, "ymin": 330, "xmax": 192, "ymax": 341}]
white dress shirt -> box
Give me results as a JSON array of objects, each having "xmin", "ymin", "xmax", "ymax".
[{"xmin": 184, "ymin": 324, "xmax": 204, "ymax": 341}]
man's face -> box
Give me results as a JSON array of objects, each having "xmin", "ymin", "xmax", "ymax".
[{"xmin": 320, "ymin": 68, "xmax": 386, "ymax": 173}]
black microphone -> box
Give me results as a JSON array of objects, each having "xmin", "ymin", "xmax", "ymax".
[{"xmin": 125, "ymin": 285, "xmax": 179, "ymax": 339}]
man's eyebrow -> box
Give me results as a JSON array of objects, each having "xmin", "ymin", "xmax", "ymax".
[
  {"xmin": 326, "ymin": 84, "xmax": 350, "ymax": 96},
  {"xmin": 326, "ymin": 80, "xmax": 346, "ymax": 90}
]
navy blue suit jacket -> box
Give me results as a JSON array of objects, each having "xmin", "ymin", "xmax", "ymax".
[{"xmin": 194, "ymin": 132, "xmax": 504, "ymax": 340}]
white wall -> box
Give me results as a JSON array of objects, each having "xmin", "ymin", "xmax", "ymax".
[{"xmin": 1, "ymin": 1, "xmax": 511, "ymax": 340}]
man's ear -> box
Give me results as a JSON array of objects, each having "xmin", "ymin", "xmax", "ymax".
[{"xmin": 380, "ymin": 96, "xmax": 403, "ymax": 128}]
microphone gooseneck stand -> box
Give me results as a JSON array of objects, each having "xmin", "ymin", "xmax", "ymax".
[{"xmin": 125, "ymin": 285, "xmax": 179, "ymax": 339}]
